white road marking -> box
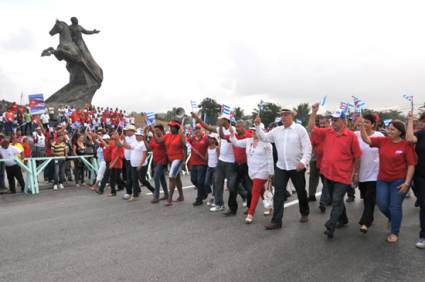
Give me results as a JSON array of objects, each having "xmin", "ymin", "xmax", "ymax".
[{"xmin": 146, "ymin": 187, "xmax": 323, "ymax": 210}]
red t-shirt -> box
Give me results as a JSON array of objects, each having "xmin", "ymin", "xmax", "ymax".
[
  {"xmin": 232, "ymin": 131, "xmax": 252, "ymax": 164},
  {"xmin": 5, "ymin": 111, "xmax": 15, "ymax": 122},
  {"xmin": 111, "ymin": 146, "xmax": 124, "ymax": 169},
  {"xmin": 150, "ymin": 138, "xmax": 168, "ymax": 165},
  {"xmin": 23, "ymin": 143, "xmax": 31, "ymax": 158},
  {"xmin": 71, "ymin": 111, "xmax": 81, "ymax": 123},
  {"xmin": 313, "ymin": 127, "xmax": 362, "ymax": 185},
  {"xmin": 370, "ymin": 137, "xmax": 417, "ymax": 182},
  {"xmin": 164, "ymin": 133, "xmax": 185, "ymax": 161},
  {"xmin": 189, "ymin": 135, "xmax": 208, "ymax": 166}
]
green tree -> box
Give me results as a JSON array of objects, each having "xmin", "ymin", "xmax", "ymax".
[
  {"xmin": 199, "ymin": 98, "xmax": 220, "ymax": 124},
  {"xmin": 293, "ymin": 103, "xmax": 310, "ymax": 126},
  {"xmin": 233, "ymin": 107, "xmax": 244, "ymax": 121},
  {"xmin": 165, "ymin": 107, "xmax": 178, "ymax": 122},
  {"xmin": 375, "ymin": 109, "xmax": 405, "ymax": 122},
  {"xmin": 252, "ymin": 102, "xmax": 281, "ymax": 127}
]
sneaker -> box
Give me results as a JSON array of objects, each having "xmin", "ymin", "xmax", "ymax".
[
  {"xmin": 210, "ymin": 205, "xmax": 225, "ymax": 212},
  {"xmin": 76, "ymin": 184, "xmax": 80, "ymax": 188},
  {"xmin": 128, "ymin": 196, "xmax": 138, "ymax": 202},
  {"xmin": 346, "ymin": 196, "xmax": 355, "ymax": 203},
  {"xmin": 264, "ymin": 208, "xmax": 272, "ymax": 216},
  {"xmin": 242, "ymin": 200, "xmax": 247, "ymax": 208},
  {"xmin": 416, "ymin": 238, "xmax": 425, "ymax": 249},
  {"xmin": 360, "ymin": 225, "xmax": 368, "ymax": 234},
  {"xmin": 245, "ymin": 214, "xmax": 253, "ymax": 224},
  {"xmin": 53, "ymin": 185, "xmax": 58, "ymax": 191},
  {"xmin": 319, "ymin": 206, "xmax": 326, "ymax": 213},
  {"xmin": 59, "ymin": 184, "xmax": 64, "ymax": 189},
  {"xmin": 122, "ymin": 193, "xmax": 130, "ymax": 200}
]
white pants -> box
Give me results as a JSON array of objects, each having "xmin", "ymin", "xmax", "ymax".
[{"xmin": 96, "ymin": 160, "xmax": 107, "ymax": 182}]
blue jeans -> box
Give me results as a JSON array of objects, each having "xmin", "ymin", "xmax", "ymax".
[
  {"xmin": 191, "ymin": 165, "xmax": 207, "ymax": 202},
  {"xmin": 376, "ymin": 179, "xmax": 405, "ymax": 236},
  {"xmin": 153, "ymin": 164, "xmax": 168, "ymax": 199},
  {"xmin": 319, "ymin": 174, "xmax": 331, "ymax": 207},
  {"xmin": 204, "ymin": 167, "xmax": 216, "ymax": 195}
]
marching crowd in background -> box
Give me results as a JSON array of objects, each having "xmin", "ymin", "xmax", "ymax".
[{"xmin": 0, "ymin": 101, "xmax": 425, "ymax": 249}]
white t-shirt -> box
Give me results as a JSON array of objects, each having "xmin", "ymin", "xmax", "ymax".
[
  {"xmin": 355, "ymin": 131, "xmax": 384, "ymax": 182},
  {"xmin": 0, "ymin": 146, "xmax": 22, "ymax": 166},
  {"xmin": 207, "ymin": 147, "xmax": 218, "ymax": 168},
  {"xmin": 40, "ymin": 113, "xmax": 50, "ymax": 124},
  {"xmin": 124, "ymin": 135, "xmax": 137, "ymax": 160},
  {"xmin": 130, "ymin": 141, "xmax": 148, "ymax": 167},
  {"xmin": 219, "ymin": 126, "xmax": 235, "ymax": 163},
  {"xmin": 33, "ymin": 132, "xmax": 45, "ymax": 147}
]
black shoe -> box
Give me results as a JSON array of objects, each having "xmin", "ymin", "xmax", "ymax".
[
  {"xmin": 324, "ymin": 224, "xmax": 334, "ymax": 239},
  {"xmin": 308, "ymin": 195, "xmax": 317, "ymax": 202},
  {"xmin": 284, "ymin": 190, "xmax": 291, "ymax": 198},
  {"xmin": 116, "ymin": 187, "xmax": 124, "ymax": 191},
  {"xmin": 336, "ymin": 220, "xmax": 348, "ymax": 228},
  {"xmin": 193, "ymin": 201, "xmax": 203, "ymax": 206},
  {"xmin": 223, "ymin": 210, "xmax": 236, "ymax": 217},
  {"xmin": 319, "ymin": 206, "xmax": 326, "ymax": 213},
  {"xmin": 346, "ymin": 196, "xmax": 355, "ymax": 203},
  {"xmin": 243, "ymin": 210, "xmax": 248, "ymax": 215},
  {"xmin": 264, "ymin": 223, "xmax": 282, "ymax": 230},
  {"xmin": 415, "ymin": 200, "xmax": 420, "ymax": 207}
]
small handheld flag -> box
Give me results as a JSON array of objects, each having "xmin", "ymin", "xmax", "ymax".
[
  {"xmin": 320, "ymin": 96, "xmax": 327, "ymax": 107},
  {"xmin": 145, "ymin": 112, "xmax": 156, "ymax": 126},
  {"xmin": 402, "ymin": 94, "xmax": 414, "ymax": 112},
  {"xmin": 259, "ymin": 100, "xmax": 264, "ymax": 113},
  {"xmin": 222, "ymin": 104, "xmax": 231, "ymax": 115}
]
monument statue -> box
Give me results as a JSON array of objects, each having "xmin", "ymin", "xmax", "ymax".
[{"xmin": 41, "ymin": 17, "xmax": 103, "ymax": 108}]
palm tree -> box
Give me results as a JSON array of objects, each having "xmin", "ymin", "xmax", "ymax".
[
  {"xmin": 293, "ymin": 103, "xmax": 310, "ymax": 125},
  {"xmin": 233, "ymin": 107, "xmax": 244, "ymax": 120}
]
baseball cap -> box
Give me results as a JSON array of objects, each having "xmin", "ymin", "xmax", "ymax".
[
  {"xmin": 102, "ymin": 134, "xmax": 110, "ymax": 140},
  {"xmin": 218, "ymin": 113, "xmax": 231, "ymax": 121},
  {"xmin": 135, "ymin": 128, "xmax": 144, "ymax": 136},
  {"xmin": 331, "ymin": 109, "xmax": 347, "ymax": 119}
]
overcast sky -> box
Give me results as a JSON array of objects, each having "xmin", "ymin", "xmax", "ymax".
[{"xmin": 0, "ymin": 0, "xmax": 424, "ymax": 114}]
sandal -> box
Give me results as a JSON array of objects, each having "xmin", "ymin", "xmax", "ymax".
[{"xmin": 386, "ymin": 234, "xmax": 398, "ymax": 243}]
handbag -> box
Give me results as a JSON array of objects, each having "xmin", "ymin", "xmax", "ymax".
[{"xmin": 263, "ymin": 180, "xmax": 274, "ymax": 209}]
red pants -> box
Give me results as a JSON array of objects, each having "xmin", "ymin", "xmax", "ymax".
[{"xmin": 247, "ymin": 178, "xmax": 267, "ymax": 216}]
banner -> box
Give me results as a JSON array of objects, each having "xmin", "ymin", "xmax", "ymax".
[{"xmin": 28, "ymin": 93, "xmax": 45, "ymax": 115}]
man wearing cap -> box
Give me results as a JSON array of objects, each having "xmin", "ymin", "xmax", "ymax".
[
  {"xmin": 189, "ymin": 124, "xmax": 209, "ymax": 206},
  {"xmin": 192, "ymin": 112, "xmax": 238, "ymax": 215},
  {"xmin": 308, "ymin": 103, "xmax": 361, "ymax": 239},
  {"xmin": 254, "ymin": 108, "xmax": 312, "ymax": 229},
  {"xmin": 123, "ymin": 128, "xmax": 154, "ymax": 201},
  {"xmin": 0, "ymin": 138, "xmax": 25, "ymax": 193},
  {"xmin": 122, "ymin": 124, "xmax": 137, "ymax": 200}
]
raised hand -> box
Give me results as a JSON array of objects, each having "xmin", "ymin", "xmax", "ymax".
[{"xmin": 311, "ymin": 103, "xmax": 319, "ymax": 113}]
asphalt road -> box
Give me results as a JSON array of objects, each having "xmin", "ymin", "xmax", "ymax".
[{"xmin": 1, "ymin": 176, "xmax": 424, "ymax": 282}]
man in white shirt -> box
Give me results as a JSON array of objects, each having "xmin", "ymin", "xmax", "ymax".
[
  {"xmin": 0, "ymin": 139, "xmax": 25, "ymax": 193},
  {"xmin": 122, "ymin": 124, "xmax": 137, "ymax": 200},
  {"xmin": 192, "ymin": 112, "xmax": 238, "ymax": 214},
  {"xmin": 255, "ymin": 108, "xmax": 312, "ymax": 229},
  {"xmin": 40, "ymin": 111, "xmax": 50, "ymax": 130},
  {"xmin": 123, "ymin": 128, "xmax": 154, "ymax": 201}
]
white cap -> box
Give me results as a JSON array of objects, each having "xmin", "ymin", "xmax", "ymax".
[
  {"xmin": 218, "ymin": 113, "xmax": 231, "ymax": 120},
  {"xmin": 135, "ymin": 128, "xmax": 144, "ymax": 136},
  {"xmin": 331, "ymin": 109, "xmax": 347, "ymax": 119},
  {"xmin": 102, "ymin": 134, "xmax": 110, "ymax": 140}
]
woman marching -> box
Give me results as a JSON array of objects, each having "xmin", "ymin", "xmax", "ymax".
[
  {"xmin": 360, "ymin": 117, "xmax": 416, "ymax": 243},
  {"xmin": 228, "ymin": 124, "xmax": 274, "ymax": 224},
  {"xmin": 152, "ymin": 120, "xmax": 186, "ymax": 206}
]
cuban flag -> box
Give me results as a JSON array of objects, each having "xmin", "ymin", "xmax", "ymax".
[
  {"xmin": 145, "ymin": 112, "xmax": 156, "ymax": 125},
  {"xmin": 340, "ymin": 102, "xmax": 349, "ymax": 112},
  {"xmin": 222, "ymin": 104, "xmax": 231, "ymax": 115},
  {"xmin": 191, "ymin": 100, "xmax": 199, "ymax": 110},
  {"xmin": 295, "ymin": 119, "xmax": 302, "ymax": 125},
  {"xmin": 403, "ymin": 94, "xmax": 413, "ymax": 102},
  {"xmin": 259, "ymin": 100, "xmax": 265, "ymax": 113},
  {"xmin": 352, "ymin": 96, "xmax": 366, "ymax": 113},
  {"xmin": 28, "ymin": 93, "xmax": 45, "ymax": 115}
]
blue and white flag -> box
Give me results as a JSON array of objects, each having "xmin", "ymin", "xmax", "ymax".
[
  {"xmin": 259, "ymin": 100, "xmax": 264, "ymax": 113},
  {"xmin": 274, "ymin": 117, "xmax": 282, "ymax": 123},
  {"xmin": 383, "ymin": 119, "xmax": 392, "ymax": 127},
  {"xmin": 320, "ymin": 96, "xmax": 327, "ymax": 107},
  {"xmin": 145, "ymin": 112, "xmax": 156, "ymax": 125},
  {"xmin": 402, "ymin": 94, "xmax": 413, "ymax": 102},
  {"xmin": 28, "ymin": 93, "xmax": 45, "ymax": 115},
  {"xmin": 191, "ymin": 100, "xmax": 199, "ymax": 110},
  {"xmin": 222, "ymin": 104, "xmax": 231, "ymax": 115},
  {"xmin": 295, "ymin": 119, "xmax": 302, "ymax": 125}
]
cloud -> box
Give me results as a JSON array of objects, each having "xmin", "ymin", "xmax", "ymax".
[{"xmin": 1, "ymin": 28, "xmax": 35, "ymax": 51}]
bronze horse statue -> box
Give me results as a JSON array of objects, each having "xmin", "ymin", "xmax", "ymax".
[{"xmin": 42, "ymin": 19, "xmax": 103, "ymax": 108}]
